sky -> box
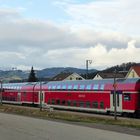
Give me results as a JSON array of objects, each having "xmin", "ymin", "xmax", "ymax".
[{"xmin": 0, "ymin": 0, "xmax": 140, "ymax": 70}]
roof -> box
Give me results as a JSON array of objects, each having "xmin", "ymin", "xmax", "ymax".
[
  {"xmin": 51, "ymin": 72, "xmax": 73, "ymax": 81},
  {"xmin": 131, "ymin": 65, "xmax": 140, "ymax": 77},
  {"xmin": 96, "ymin": 72, "xmax": 125, "ymax": 79}
]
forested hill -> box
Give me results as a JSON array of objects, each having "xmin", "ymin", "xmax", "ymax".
[
  {"xmin": 102, "ymin": 62, "xmax": 139, "ymax": 73},
  {"xmin": 0, "ymin": 62, "xmax": 139, "ymax": 82}
]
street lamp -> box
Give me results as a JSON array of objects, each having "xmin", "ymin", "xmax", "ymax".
[
  {"xmin": 0, "ymin": 80, "xmax": 3, "ymax": 105},
  {"xmin": 86, "ymin": 60, "xmax": 92, "ymax": 79}
]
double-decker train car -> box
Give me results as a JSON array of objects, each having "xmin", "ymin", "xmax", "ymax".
[
  {"xmin": 1, "ymin": 78, "xmax": 140, "ymax": 117},
  {"xmin": 43, "ymin": 78, "xmax": 140, "ymax": 116},
  {"xmin": 2, "ymin": 82, "xmax": 39, "ymax": 105}
]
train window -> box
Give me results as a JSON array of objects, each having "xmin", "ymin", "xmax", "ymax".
[
  {"xmin": 56, "ymin": 99, "xmax": 60, "ymax": 105},
  {"xmin": 92, "ymin": 101, "xmax": 98, "ymax": 108},
  {"xmin": 51, "ymin": 99, "xmax": 55, "ymax": 104},
  {"xmin": 86, "ymin": 85, "xmax": 92, "ymax": 90},
  {"xmin": 48, "ymin": 85, "xmax": 52, "ymax": 90},
  {"xmin": 79, "ymin": 85, "xmax": 85, "ymax": 90},
  {"xmin": 62, "ymin": 100, "xmax": 66, "ymax": 105},
  {"xmin": 48, "ymin": 99, "xmax": 50, "ymax": 104},
  {"xmin": 67, "ymin": 100, "xmax": 71, "ymax": 106},
  {"xmin": 56, "ymin": 85, "xmax": 61, "ymax": 90},
  {"xmin": 62, "ymin": 85, "xmax": 66, "ymax": 90},
  {"xmin": 100, "ymin": 102, "xmax": 104, "ymax": 109},
  {"xmin": 124, "ymin": 93, "xmax": 131, "ymax": 101},
  {"xmin": 68, "ymin": 85, "xmax": 72, "ymax": 90},
  {"xmin": 73, "ymin": 85, "xmax": 78, "ymax": 90},
  {"xmin": 100, "ymin": 84, "xmax": 105, "ymax": 90},
  {"xmin": 93, "ymin": 84, "xmax": 99, "ymax": 90},
  {"xmin": 86, "ymin": 101, "xmax": 90, "ymax": 108},
  {"xmin": 52, "ymin": 85, "xmax": 56, "ymax": 90},
  {"xmin": 73, "ymin": 101, "xmax": 77, "ymax": 106},
  {"xmin": 79, "ymin": 101, "xmax": 84, "ymax": 107},
  {"xmin": 23, "ymin": 92, "xmax": 26, "ymax": 97}
]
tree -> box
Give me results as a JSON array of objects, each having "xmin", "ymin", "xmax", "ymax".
[{"xmin": 28, "ymin": 66, "xmax": 38, "ymax": 82}]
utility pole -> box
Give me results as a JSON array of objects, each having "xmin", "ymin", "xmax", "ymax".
[
  {"xmin": 113, "ymin": 69, "xmax": 117, "ymax": 120},
  {"xmin": 0, "ymin": 80, "xmax": 3, "ymax": 105},
  {"xmin": 86, "ymin": 60, "xmax": 92, "ymax": 79},
  {"xmin": 40, "ymin": 81, "xmax": 42, "ymax": 111}
]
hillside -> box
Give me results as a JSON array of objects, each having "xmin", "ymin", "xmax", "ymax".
[
  {"xmin": 0, "ymin": 62, "xmax": 139, "ymax": 82},
  {"xmin": 36, "ymin": 67, "xmax": 97, "ymax": 78},
  {"xmin": 0, "ymin": 67, "xmax": 97, "ymax": 82},
  {"xmin": 102, "ymin": 62, "xmax": 139, "ymax": 73}
]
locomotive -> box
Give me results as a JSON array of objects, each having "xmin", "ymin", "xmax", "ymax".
[{"xmin": 1, "ymin": 78, "xmax": 140, "ymax": 117}]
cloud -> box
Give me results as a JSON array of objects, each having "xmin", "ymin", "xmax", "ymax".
[
  {"xmin": 56, "ymin": 0, "xmax": 140, "ymax": 37},
  {"xmin": 45, "ymin": 40, "xmax": 140, "ymax": 70},
  {"xmin": 0, "ymin": 5, "xmax": 140, "ymax": 70},
  {"xmin": 0, "ymin": 8, "xmax": 22, "ymax": 21}
]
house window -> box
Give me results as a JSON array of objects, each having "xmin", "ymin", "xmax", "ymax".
[
  {"xmin": 76, "ymin": 77, "xmax": 82, "ymax": 80},
  {"xmin": 132, "ymin": 71, "xmax": 135, "ymax": 78},
  {"xmin": 70, "ymin": 77, "xmax": 72, "ymax": 80}
]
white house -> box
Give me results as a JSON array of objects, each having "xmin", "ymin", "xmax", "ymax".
[
  {"xmin": 125, "ymin": 66, "xmax": 140, "ymax": 78},
  {"xmin": 51, "ymin": 72, "xmax": 85, "ymax": 81}
]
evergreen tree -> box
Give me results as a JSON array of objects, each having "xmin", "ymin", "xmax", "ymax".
[{"xmin": 28, "ymin": 66, "xmax": 38, "ymax": 82}]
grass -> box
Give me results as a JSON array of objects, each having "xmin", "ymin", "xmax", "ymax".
[{"xmin": 0, "ymin": 104, "xmax": 140, "ymax": 129}]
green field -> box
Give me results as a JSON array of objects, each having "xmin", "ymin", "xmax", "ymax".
[{"xmin": 0, "ymin": 105, "xmax": 140, "ymax": 129}]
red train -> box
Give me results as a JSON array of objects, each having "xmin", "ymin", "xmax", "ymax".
[{"xmin": 1, "ymin": 78, "xmax": 140, "ymax": 117}]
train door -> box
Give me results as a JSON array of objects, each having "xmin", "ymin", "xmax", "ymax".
[
  {"xmin": 110, "ymin": 91, "xmax": 122, "ymax": 113},
  {"xmin": 17, "ymin": 92, "xmax": 21, "ymax": 102},
  {"xmin": 38, "ymin": 91, "xmax": 45, "ymax": 106}
]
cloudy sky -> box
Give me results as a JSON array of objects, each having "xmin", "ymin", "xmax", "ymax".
[{"xmin": 0, "ymin": 0, "xmax": 140, "ymax": 70}]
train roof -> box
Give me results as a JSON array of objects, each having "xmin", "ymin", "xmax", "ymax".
[
  {"xmin": 2, "ymin": 78, "xmax": 140, "ymax": 91},
  {"xmin": 46, "ymin": 78, "xmax": 140, "ymax": 85},
  {"xmin": 45, "ymin": 78, "xmax": 140, "ymax": 91},
  {"xmin": 3, "ymin": 82, "xmax": 28, "ymax": 90}
]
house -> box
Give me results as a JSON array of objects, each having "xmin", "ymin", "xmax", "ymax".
[
  {"xmin": 93, "ymin": 72, "xmax": 126, "ymax": 80},
  {"xmin": 51, "ymin": 72, "xmax": 85, "ymax": 81},
  {"xmin": 125, "ymin": 65, "xmax": 140, "ymax": 78}
]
